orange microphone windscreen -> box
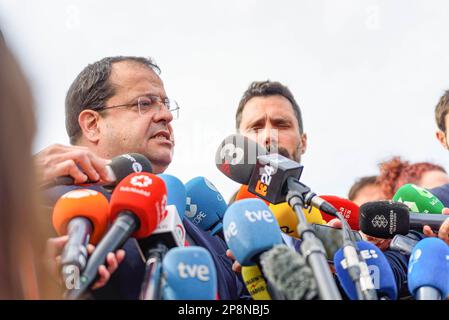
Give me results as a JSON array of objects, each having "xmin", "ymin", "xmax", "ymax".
[
  {"xmin": 52, "ymin": 189, "xmax": 110, "ymax": 244},
  {"xmin": 235, "ymin": 185, "xmax": 270, "ymax": 205},
  {"xmin": 109, "ymin": 172, "xmax": 168, "ymax": 239},
  {"xmin": 320, "ymin": 195, "xmax": 360, "ymax": 231}
]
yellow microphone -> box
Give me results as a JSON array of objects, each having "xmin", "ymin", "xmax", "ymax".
[
  {"xmin": 269, "ymin": 202, "xmax": 326, "ymax": 238},
  {"xmin": 241, "ymin": 265, "xmax": 272, "ymax": 300}
]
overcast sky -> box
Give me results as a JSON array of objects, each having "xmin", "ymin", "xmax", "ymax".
[{"xmin": 1, "ymin": 0, "xmax": 449, "ymax": 200}]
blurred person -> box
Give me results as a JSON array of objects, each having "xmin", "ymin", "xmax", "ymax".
[
  {"xmin": 0, "ymin": 33, "xmax": 122, "ymax": 299},
  {"xmin": 0, "ymin": 32, "xmax": 44, "ymax": 299},
  {"xmin": 377, "ymin": 156, "xmax": 449, "ymax": 199},
  {"xmin": 348, "ymin": 175, "xmax": 386, "ymax": 206},
  {"xmin": 35, "ymin": 56, "xmax": 246, "ymax": 300}
]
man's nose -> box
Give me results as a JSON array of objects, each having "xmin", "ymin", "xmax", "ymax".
[
  {"xmin": 259, "ymin": 127, "xmax": 278, "ymax": 150},
  {"xmin": 153, "ymin": 105, "xmax": 174, "ymax": 123}
]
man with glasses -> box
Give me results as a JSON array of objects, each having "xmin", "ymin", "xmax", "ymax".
[{"xmin": 36, "ymin": 56, "xmax": 246, "ymax": 299}]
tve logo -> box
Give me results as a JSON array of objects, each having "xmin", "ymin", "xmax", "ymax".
[
  {"xmin": 224, "ymin": 221, "xmax": 238, "ymax": 242},
  {"xmin": 244, "ymin": 209, "xmax": 274, "ymax": 223},
  {"xmin": 177, "ymin": 262, "xmax": 210, "ymax": 281},
  {"xmin": 255, "ymin": 165, "xmax": 275, "ymax": 197}
]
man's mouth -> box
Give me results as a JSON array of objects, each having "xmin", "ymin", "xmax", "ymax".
[{"xmin": 151, "ymin": 131, "xmax": 172, "ymax": 142}]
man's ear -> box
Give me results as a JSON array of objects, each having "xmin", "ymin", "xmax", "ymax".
[
  {"xmin": 299, "ymin": 133, "xmax": 308, "ymax": 155},
  {"xmin": 78, "ymin": 110, "xmax": 101, "ymax": 143},
  {"xmin": 436, "ymin": 130, "xmax": 448, "ymax": 150}
]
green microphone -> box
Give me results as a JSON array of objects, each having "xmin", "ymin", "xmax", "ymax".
[{"xmin": 392, "ymin": 184, "xmax": 444, "ymax": 214}]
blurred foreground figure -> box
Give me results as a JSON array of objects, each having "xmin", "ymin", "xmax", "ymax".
[{"xmin": 0, "ymin": 33, "xmax": 58, "ymax": 299}]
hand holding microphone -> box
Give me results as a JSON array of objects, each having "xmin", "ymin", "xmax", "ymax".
[
  {"xmin": 45, "ymin": 236, "xmax": 125, "ymax": 291},
  {"xmin": 37, "ymin": 147, "xmax": 152, "ymax": 189},
  {"xmin": 66, "ymin": 172, "xmax": 167, "ymax": 299},
  {"xmin": 35, "ymin": 144, "xmax": 112, "ymax": 187},
  {"xmin": 422, "ymin": 208, "xmax": 449, "ymax": 246}
]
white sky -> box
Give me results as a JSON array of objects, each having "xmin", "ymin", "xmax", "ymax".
[{"xmin": 1, "ymin": 0, "xmax": 449, "ymax": 201}]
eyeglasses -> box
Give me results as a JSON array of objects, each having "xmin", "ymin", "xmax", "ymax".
[{"xmin": 92, "ymin": 95, "xmax": 180, "ymax": 119}]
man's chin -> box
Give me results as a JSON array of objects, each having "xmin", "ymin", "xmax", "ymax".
[{"xmin": 144, "ymin": 152, "xmax": 173, "ymax": 173}]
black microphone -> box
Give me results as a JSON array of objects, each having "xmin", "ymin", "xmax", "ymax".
[
  {"xmin": 138, "ymin": 205, "xmax": 186, "ymax": 300},
  {"xmin": 42, "ymin": 153, "xmax": 152, "ymax": 189},
  {"xmin": 216, "ymin": 134, "xmax": 343, "ymax": 300},
  {"xmin": 359, "ymin": 200, "xmax": 449, "ymax": 238}
]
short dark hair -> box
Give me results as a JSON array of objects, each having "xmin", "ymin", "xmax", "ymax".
[
  {"xmin": 348, "ymin": 175, "xmax": 378, "ymax": 201},
  {"xmin": 435, "ymin": 90, "xmax": 449, "ymax": 132},
  {"xmin": 65, "ymin": 56, "xmax": 160, "ymax": 144},
  {"xmin": 235, "ymin": 80, "xmax": 304, "ymax": 134}
]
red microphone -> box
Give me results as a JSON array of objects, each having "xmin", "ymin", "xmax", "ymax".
[
  {"xmin": 66, "ymin": 172, "xmax": 167, "ymax": 299},
  {"xmin": 319, "ymin": 195, "xmax": 360, "ymax": 230}
]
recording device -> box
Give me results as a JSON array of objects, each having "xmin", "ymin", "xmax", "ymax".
[{"xmin": 389, "ymin": 234, "xmax": 419, "ymax": 256}]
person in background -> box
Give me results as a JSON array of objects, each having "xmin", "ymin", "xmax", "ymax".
[
  {"xmin": 377, "ymin": 156, "xmax": 449, "ymax": 199},
  {"xmin": 348, "ymin": 175, "xmax": 386, "ymax": 206}
]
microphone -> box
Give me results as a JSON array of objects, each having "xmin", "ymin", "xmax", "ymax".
[
  {"xmin": 241, "ymin": 266, "xmax": 272, "ymax": 300},
  {"xmin": 260, "ymin": 244, "xmax": 318, "ymax": 300},
  {"xmin": 223, "ymin": 198, "xmax": 286, "ymax": 299},
  {"xmin": 215, "ymin": 135, "xmax": 343, "ymax": 222},
  {"xmin": 185, "ymin": 176, "xmax": 227, "ymax": 236},
  {"xmin": 161, "ymin": 247, "xmax": 217, "ymax": 300},
  {"xmin": 235, "ymin": 186, "xmax": 326, "ymax": 238},
  {"xmin": 393, "ymin": 183, "xmax": 444, "ymax": 214},
  {"xmin": 235, "ymin": 184, "xmax": 270, "ymax": 205},
  {"xmin": 138, "ymin": 174, "xmax": 187, "ymax": 300},
  {"xmin": 43, "ymin": 153, "xmax": 153, "ymax": 189},
  {"xmin": 216, "ymin": 134, "xmax": 343, "ymax": 299},
  {"xmin": 334, "ymin": 241, "xmax": 398, "ymax": 300},
  {"xmin": 52, "ymin": 189, "xmax": 110, "ymax": 285},
  {"xmin": 407, "ymin": 238, "xmax": 449, "ymax": 300},
  {"xmin": 319, "ymin": 196, "xmax": 360, "ymax": 231},
  {"xmin": 359, "ymin": 200, "xmax": 449, "ymax": 238},
  {"xmin": 158, "ymin": 174, "xmax": 187, "ymax": 220},
  {"xmin": 223, "ymin": 198, "xmax": 283, "ymax": 266},
  {"xmin": 215, "ymin": 134, "xmax": 268, "ymax": 185},
  {"xmin": 66, "ymin": 172, "xmax": 167, "ymax": 299},
  {"xmin": 269, "ymin": 202, "xmax": 325, "ymax": 238}
]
